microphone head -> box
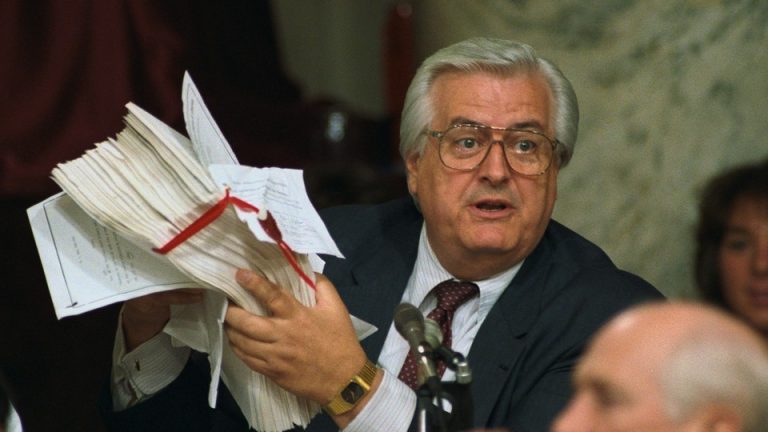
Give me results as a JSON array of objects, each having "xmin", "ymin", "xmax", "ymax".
[
  {"xmin": 393, "ymin": 302, "xmax": 424, "ymax": 336},
  {"xmin": 423, "ymin": 318, "xmax": 443, "ymax": 348}
]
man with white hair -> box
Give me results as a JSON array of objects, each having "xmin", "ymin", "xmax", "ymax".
[
  {"xmin": 552, "ymin": 302, "xmax": 768, "ymax": 432},
  {"xmin": 104, "ymin": 37, "xmax": 663, "ymax": 431}
]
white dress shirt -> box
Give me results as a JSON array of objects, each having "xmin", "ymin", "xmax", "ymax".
[{"xmin": 112, "ymin": 224, "xmax": 522, "ymax": 431}]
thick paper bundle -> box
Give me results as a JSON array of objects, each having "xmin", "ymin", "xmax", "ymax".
[{"xmin": 51, "ymin": 103, "xmax": 320, "ymax": 431}]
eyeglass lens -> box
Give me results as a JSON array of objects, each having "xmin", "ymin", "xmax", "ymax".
[{"xmin": 438, "ymin": 125, "xmax": 553, "ymax": 175}]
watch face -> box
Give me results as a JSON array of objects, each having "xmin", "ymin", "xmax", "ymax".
[{"xmin": 341, "ymin": 382, "xmax": 365, "ymax": 404}]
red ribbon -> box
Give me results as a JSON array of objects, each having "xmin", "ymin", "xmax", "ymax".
[{"xmin": 153, "ymin": 189, "xmax": 316, "ymax": 290}]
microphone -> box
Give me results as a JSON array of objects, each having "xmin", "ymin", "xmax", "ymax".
[
  {"xmin": 424, "ymin": 318, "xmax": 472, "ymax": 384},
  {"xmin": 394, "ymin": 303, "xmax": 438, "ymax": 383},
  {"xmin": 423, "ymin": 317, "xmax": 443, "ymax": 347},
  {"xmin": 424, "ymin": 320, "xmax": 474, "ymax": 432}
]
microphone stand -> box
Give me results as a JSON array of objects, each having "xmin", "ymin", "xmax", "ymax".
[
  {"xmin": 432, "ymin": 349, "xmax": 473, "ymax": 432},
  {"xmin": 414, "ymin": 341, "xmax": 448, "ymax": 432},
  {"xmin": 415, "ymin": 347, "xmax": 473, "ymax": 432},
  {"xmin": 416, "ymin": 375, "xmax": 448, "ymax": 432}
]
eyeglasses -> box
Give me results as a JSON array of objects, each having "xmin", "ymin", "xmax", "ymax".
[{"xmin": 425, "ymin": 124, "xmax": 560, "ymax": 176}]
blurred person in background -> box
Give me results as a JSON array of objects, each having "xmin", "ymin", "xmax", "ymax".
[
  {"xmin": 552, "ymin": 302, "xmax": 768, "ymax": 432},
  {"xmin": 694, "ymin": 158, "xmax": 768, "ymax": 341}
]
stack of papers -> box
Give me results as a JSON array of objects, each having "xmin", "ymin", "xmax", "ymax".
[{"xmin": 27, "ymin": 73, "xmax": 346, "ymax": 431}]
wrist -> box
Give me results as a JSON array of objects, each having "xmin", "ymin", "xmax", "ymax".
[{"xmin": 323, "ymin": 359, "xmax": 380, "ymax": 416}]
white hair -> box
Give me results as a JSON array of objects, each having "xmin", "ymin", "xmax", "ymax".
[{"xmin": 660, "ymin": 325, "xmax": 768, "ymax": 432}]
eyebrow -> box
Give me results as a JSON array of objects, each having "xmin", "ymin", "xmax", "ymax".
[
  {"xmin": 578, "ymin": 374, "xmax": 631, "ymax": 403},
  {"xmin": 447, "ymin": 116, "xmax": 546, "ymax": 132},
  {"xmin": 723, "ymin": 225, "xmax": 751, "ymax": 235},
  {"xmin": 573, "ymin": 365, "xmax": 625, "ymax": 395}
]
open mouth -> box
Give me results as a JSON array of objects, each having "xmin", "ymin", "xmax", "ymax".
[{"xmin": 475, "ymin": 200, "xmax": 510, "ymax": 211}]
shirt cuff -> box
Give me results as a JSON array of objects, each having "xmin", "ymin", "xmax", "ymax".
[
  {"xmin": 342, "ymin": 369, "xmax": 416, "ymax": 432},
  {"xmin": 111, "ymin": 310, "xmax": 190, "ymax": 411}
]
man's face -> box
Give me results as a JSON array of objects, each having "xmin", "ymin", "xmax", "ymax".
[
  {"xmin": 719, "ymin": 196, "xmax": 768, "ymax": 335},
  {"xmin": 551, "ymin": 321, "xmax": 682, "ymax": 432},
  {"xmin": 406, "ymin": 71, "xmax": 559, "ymax": 280}
]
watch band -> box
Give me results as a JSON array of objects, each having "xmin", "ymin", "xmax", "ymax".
[{"xmin": 323, "ymin": 359, "xmax": 378, "ymax": 416}]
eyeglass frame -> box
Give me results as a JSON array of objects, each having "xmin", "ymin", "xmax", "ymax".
[{"xmin": 424, "ymin": 123, "xmax": 561, "ymax": 176}]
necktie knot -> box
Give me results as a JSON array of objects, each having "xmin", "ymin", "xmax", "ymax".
[{"xmin": 432, "ymin": 280, "xmax": 480, "ymax": 314}]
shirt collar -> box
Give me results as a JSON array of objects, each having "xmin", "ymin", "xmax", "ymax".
[{"xmin": 403, "ymin": 224, "xmax": 523, "ymax": 317}]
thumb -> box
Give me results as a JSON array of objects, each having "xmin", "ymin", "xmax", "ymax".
[{"xmin": 313, "ymin": 273, "xmax": 347, "ymax": 312}]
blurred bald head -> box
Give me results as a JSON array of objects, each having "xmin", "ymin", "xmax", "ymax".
[{"xmin": 552, "ymin": 302, "xmax": 768, "ymax": 432}]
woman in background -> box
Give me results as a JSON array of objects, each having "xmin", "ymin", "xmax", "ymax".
[{"xmin": 695, "ymin": 158, "xmax": 768, "ymax": 341}]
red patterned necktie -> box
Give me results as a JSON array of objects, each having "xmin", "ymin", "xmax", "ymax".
[{"xmin": 397, "ymin": 280, "xmax": 480, "ymax": 389}]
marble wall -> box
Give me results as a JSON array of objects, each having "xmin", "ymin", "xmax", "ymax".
[{"xmin": 275, "ymin": 0, "xmax": 768, "ymax": 298}]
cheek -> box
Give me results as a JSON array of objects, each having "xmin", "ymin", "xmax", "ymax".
[
  {"xmin": 719, "ymin": 251, "xmax": 752, "ymax": 312},
  {"xmin": 420, "ymin": 176, "xmax": 466, "ymax": 222},
  {"xmin": 519, "ymin": 176, "xmax": 557, "ymax": 227},
  {"xmin": 415, "ymin": 161, "xmax": 469, "ymax": 205},
  {"xmin": 719, "ymin": 251, "xmax": 748, "ymax": 288}
]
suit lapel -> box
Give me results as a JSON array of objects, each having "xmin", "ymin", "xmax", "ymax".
[
  {"xmin": 333, "ymin": 208, "xmax": 422, "ymax": 361},
  {"xmin": 467, "ymin": 236, "xmax": 553, "ymax": 425}
]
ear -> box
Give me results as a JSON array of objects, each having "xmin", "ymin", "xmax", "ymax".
[{"xmin": 405, "ymin": 151, "xmax": 421, "ymax": 197}]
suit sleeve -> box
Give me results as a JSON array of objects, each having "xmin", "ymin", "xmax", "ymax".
[{"xmin": 101, "ymin": 352, "xmax": 256, "ymax": 431}]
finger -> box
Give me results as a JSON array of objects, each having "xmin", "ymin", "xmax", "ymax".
[
  {"xmin": 236, "ymin": 269, "xmax": 297, "ymax": 316},
  {"xmin": 226, "ymin": 329, "xmax": 297, "ymax": 382},
  {"xmin": 225, "ymin": 313, "xmax": 278, "ymax": 371},
  {"xmin": 228, "ymin": 344, "xmax": 270, "ymax": 373},
  {"xmin": 225, "ymin": 304, "xmax": 279, "ymax": 344},
  {"xmin": 225, "ymin": 323, "xmax": 275, "ymax": 354}
]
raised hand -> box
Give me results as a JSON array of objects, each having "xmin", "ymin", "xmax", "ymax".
[
  {"xmin": 122, "ymin": 288, "xmax": 205, "ymax": 351},
  {"xmin": 225, "ymin": 270, "xmax": 368, "ymax": 404}
]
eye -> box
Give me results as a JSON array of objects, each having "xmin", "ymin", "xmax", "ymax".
[
  {"xmin": 578, "ymin": 379, "xmax": 629, "ymax": 412},
  {"xmin": 513, "ymin": 139, "xmax": 537, "ymax": 153},
  {"xmin": 456, "ymin": 138, "xmax": 479, "ymax": 150},
  {"xmin": 593, "ymin": 388, "xmax": 623, "ymax": 409},
  {"xmin": 722, "ymin": 234, "xmax": 751, "ymax": 252}
]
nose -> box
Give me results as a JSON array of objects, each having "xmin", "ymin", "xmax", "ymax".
[
  {"xmin": 550, "ymin": 395, "xmax": 594, "ymax": 432},
  {"xmin": 476, "ymin": 141, "xmax": 512, "ymax": 182}
]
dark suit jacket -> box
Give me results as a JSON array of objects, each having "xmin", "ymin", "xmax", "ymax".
[{"xmin": 102, "ymin": 197, "xmax": 664, "ymax": 431}]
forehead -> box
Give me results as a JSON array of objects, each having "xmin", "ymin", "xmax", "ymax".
[
  {"xmin": 429, "ymin": 71, "xmax": 554, "ymax": 132},
  {"xmin": 727, "ymin": 195, "xmax": 768, "ymax": 222},
  {"xmin": 575, "ymin": 323, "xmax": 667, "ymax": 392}
]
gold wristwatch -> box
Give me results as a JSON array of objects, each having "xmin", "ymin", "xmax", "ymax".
[{"xmin": 323, "ymin": 359, "xmax": 378, "ymax": 416}]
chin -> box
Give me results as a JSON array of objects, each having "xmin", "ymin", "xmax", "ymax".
[{"xmin": 463, "ymin": 237, "xmax": 520, "ymax": 255}]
